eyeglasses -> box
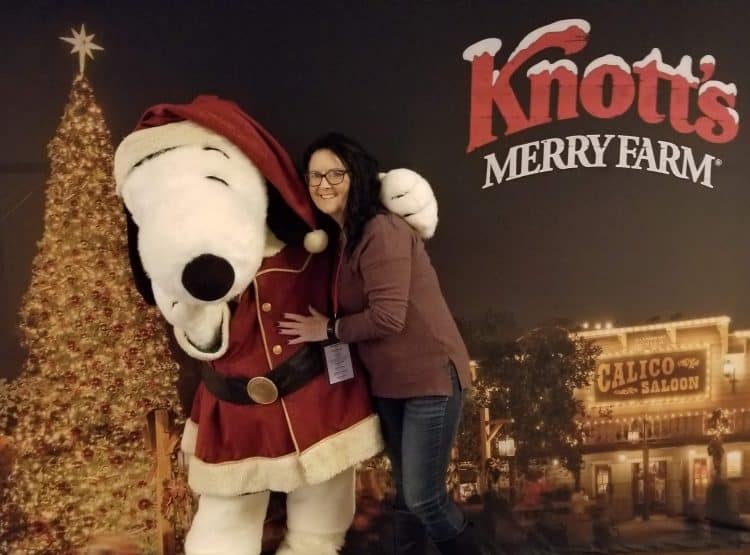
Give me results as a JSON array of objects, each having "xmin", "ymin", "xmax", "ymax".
[{"xmin": 305, "ymin": 169, "xmax": 349, "ymax": 187}]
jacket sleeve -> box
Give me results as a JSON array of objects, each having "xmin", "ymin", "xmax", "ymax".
[{"xmin": 337, "ymin": 216, "xmax": 413, "ymax": 342}]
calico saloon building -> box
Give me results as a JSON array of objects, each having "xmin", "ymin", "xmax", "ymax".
[{"xmin": 576, "ymin": 316, "xmax": 750, "ymax": 521}]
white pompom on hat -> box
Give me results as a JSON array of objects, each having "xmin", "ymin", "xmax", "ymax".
[
  {"xmin": 303, "ymin": 228, "xmax": 329, "ymax": 253},
  {"xmin": 113, "ymin": 95, "xmax": 327, "ymax": 253}
]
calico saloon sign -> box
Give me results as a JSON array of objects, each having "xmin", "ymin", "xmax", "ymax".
[
  {"xmin": 463, "ymin": 19, "xmax": 739, "ymax": 189},
  {"xmin": 594, "ymin": 349, "xmax": 707, "ymax": 402}
]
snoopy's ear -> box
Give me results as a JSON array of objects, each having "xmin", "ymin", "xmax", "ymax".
[
  {"xmin": 265, "ymin": 179, "xmax": 311, "ymax": 246},
  {"xmin": 125, "ymin": 207, "xmax": 156, "ymax": 306}
]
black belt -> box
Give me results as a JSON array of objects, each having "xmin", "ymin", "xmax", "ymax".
[{"xmin": 201, "ymin": 343, "xmax": 324, "ymax": 405}]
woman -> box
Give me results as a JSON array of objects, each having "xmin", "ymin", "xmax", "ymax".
[{"xmin": 279, "ymin": 133, "xmax": 490, "ymax": 555}]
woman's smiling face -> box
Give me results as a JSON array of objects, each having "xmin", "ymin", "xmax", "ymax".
[{"xmin": 307, "ymin": 148, "xmax": 351, "ymax": 225}]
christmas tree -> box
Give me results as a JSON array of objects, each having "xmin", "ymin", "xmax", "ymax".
[{"xmin": 0, "ymin": 26, "xmax": 187, "ymax": 554}]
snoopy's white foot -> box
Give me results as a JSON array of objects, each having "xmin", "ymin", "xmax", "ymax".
[
  {"xmin": 275, "ymin": 529, "xmax": 346, "ymax": 555},
  {"xmin": 185, "ymin": 493, "xmax": 269, "ymax": 555}
]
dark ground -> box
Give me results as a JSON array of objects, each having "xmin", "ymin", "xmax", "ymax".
[
  {"xmin": 258, "ymin": 491, "xmax": 750, "ymax": 554},
  {"xmin": 339, "ymin": 496, "xmax": 750, "ymax": 555}
]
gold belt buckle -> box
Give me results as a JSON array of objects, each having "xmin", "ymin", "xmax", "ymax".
[{"xmin": 246, "ymin": 376, "xmax": 279, "ymax": 404}]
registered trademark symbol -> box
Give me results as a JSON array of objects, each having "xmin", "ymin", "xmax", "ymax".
[{"xmin": 715, "ymin": 158, "xmax": 723, "ymax": 166}]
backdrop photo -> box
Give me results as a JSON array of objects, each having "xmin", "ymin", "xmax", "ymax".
[{"xmin": 1, "ymin": 1, "xmax": 749, "ymax": 554}]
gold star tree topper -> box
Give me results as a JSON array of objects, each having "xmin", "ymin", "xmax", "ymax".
[{"xmin": 60, "ymin": 24, "xmax": 104, "ymax": 75}]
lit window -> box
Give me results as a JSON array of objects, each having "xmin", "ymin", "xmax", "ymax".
[
  {"xmin": 496, "ymin": 438, "xmax": 516, "ymax": 457},
  {"xmin": 727, "ymin": 451, "xmax": 742, "ymax": 478}
]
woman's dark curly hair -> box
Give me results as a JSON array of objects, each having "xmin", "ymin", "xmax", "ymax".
[{"xmin": 302, "ymin": 132, "xmax": 385, "ymax": 255}]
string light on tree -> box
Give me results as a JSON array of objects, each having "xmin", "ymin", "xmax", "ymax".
[{"xmin": 0, "ymin": 26, "xmax": 187, "ymax": 553}]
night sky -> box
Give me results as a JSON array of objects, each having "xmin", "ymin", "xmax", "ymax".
[{"xmin": 3, "ymin": 0, "xmax": 750, "ymax": 347}]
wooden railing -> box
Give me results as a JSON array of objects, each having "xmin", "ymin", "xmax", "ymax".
[
  {"xmin": 581, "ymin": 409, "xmax": 750, "ymax": 447},
  {"xmin": 144, "ymin": 408, "xmax": 184, "ymax": 555}
]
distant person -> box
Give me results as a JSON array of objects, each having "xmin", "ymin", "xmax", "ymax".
[
  {"xmin": 591, "ymin": 493, "xmax": 613, "ymax": 551},
  {"xmin": 570, "ymin": 487, "xmax": 587, "ymax": 518},
  {"xmin": 486, "ymin": 458, "xmax": 502, "ymax": 494},
  {"xmin": 521, "ymin": 472, "xmax": 544, "ymax": 508}
]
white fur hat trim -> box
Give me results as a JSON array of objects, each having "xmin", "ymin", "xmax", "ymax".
[{"xmin": 114, "ymin": 120, "xmax": 220, "ymax": 196}]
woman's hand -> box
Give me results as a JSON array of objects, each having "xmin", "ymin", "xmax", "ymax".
[{"xmin": 278, "ymin": 306, "xmax": 330, "ymax": 344}]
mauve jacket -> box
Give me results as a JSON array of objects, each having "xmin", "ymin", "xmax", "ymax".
[{"xmin": 336, "ymin": 213, "xmax": 472, "ymax": 398}]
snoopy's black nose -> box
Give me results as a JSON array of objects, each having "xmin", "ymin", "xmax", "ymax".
[{"xmin": 182, "ymin": 254, "xmax": 235, "ymax": 302}]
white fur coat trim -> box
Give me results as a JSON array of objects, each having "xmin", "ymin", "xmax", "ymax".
[
  {"xmin": 299, "ymin": 414, "xmax": 384, "ymax": 486},
  {"xmin": 186, "ymin": 413, "xmax": 383, "ymax": 496}
]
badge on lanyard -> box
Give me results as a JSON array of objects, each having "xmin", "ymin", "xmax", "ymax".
[
  {"xmin": 322, "ymin": 340, "xmax": 355, "ymax": 384},
  {"xmin": 324, "ymin": 235, "xmax": 354, "ymax": 384}
]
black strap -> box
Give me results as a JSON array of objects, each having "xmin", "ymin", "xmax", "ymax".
[{"xmin": 200, "ymin": 343, "xmax": 324, "ymax": 405}]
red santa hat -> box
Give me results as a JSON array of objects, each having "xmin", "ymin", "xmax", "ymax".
[{"xmin": 113, "ymin": 95, "xmax": 327, "ymax": 253}]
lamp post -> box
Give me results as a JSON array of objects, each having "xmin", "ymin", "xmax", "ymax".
[
  {"xmin": 496, "ymin": 436, "xmax": 516, "ymax": 501},
  {"xmin": 471, "ymin": 360, "xmax": 509, "ymax": 493},
  {"xmin": 641, "ymin": 417, "xmax": 651, "ymax": 521}
]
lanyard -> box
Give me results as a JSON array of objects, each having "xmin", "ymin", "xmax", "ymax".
[{"xmin": 331, "ymin": 235, "xmax": 345, "ymax": 318}]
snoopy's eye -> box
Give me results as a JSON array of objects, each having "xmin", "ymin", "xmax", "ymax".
[
  {"xmin": 203, "ymin": 146, "xmax": 230, "ymax": 159},
  {"xmin": 206, "ymin": 176, "xmax": 230, "ymax": 187}
]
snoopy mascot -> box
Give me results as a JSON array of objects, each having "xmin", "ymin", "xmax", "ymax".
[{"xmin": 113, "ymin": 95, "xmax": 438, "ymax": 555}]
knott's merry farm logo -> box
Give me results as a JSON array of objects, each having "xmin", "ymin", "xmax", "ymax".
[
  {"xmin": 593, "ymin": 349, "xmax": 707, "ymax": 403},
  {"xmin": 463, "ymin": 19, "xmax": 739, "ymax": 189}
]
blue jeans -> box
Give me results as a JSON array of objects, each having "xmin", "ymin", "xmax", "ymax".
[{"xmin": 374, "ymin": 364, "xmax": 466, "ymax": 543}]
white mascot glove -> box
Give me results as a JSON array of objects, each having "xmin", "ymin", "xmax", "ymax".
[
  {"xmin": 380, "ymin": 168, "xmax": 438, "ymax": 239},
  {"xmin": 152, "ymin": 282, "xmax": 230, "ymax": 360}
]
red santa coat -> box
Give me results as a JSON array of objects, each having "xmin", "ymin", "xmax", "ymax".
[{"xmin": 184, "ymin": 244, "xmax": 383, "ymax": 496}]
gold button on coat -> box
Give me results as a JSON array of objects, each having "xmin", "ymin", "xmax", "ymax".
[
  {"xmin": 272, "ymin": 344, "xmax": 283, "ymax": 355},
  {"xmin": 261, "ymin": 302, "xmax": 272, "ymax": 312}
]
